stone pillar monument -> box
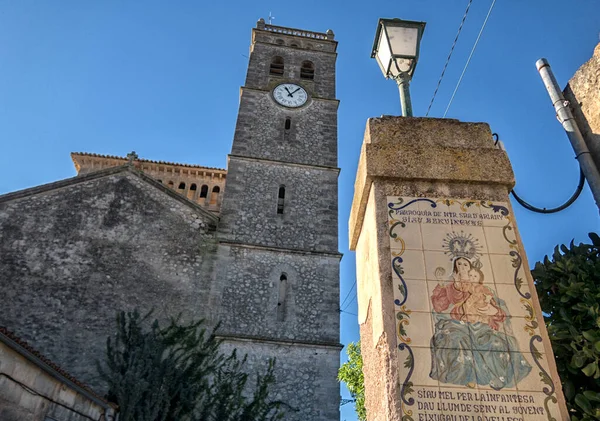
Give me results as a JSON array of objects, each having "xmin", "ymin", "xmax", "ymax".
[{"xmin": 349, "ymin": 116, "xmax": 570, "ymax": 421}]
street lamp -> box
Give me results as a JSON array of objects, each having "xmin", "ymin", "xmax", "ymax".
[{"xmin": 371, "ymin": 18, "xmax": 426, "ymax": 117}]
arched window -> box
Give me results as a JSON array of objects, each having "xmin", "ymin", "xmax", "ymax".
[
  {"xmin": 178, "ymin": 182, "xmax": 186, "ymax": 190},
  {"xmin": 276, "ymin": 39, "xmax": 285, "ymax": 45},
  {"xmin": 210, "ymin": 186, "xmax": 220, "ymax": 205},
  {"xmin": 301, "ymin": 60, "xmax": 315, "ymax": 80},
  {"xmin": 270, "ymin": 56, "xmax": 284, "ymax": 76},
  {"xmin": 167, "ymin": 181, "xmax": 174, "ymax": 188},
  {"xmin": 277, "ymin": 273, "xmax": 288, "ymax": 322},
  {"xmin": 199, "ymin": 185, "xmax": 209, "ymax": 198},
  {"xmin": 277, "ymin": 186, "xmax": 285, "ymax": 214},
  {"xmin": 290, "ymin": 43, "xmax": 299, "ymax": 48},
  {"xmin": 284, "ymin": 117, "xmax": 291, "ymax": 131},
  {"xmin": 187, "ymin": 183, "xmax": 197, "ymax": 200}
]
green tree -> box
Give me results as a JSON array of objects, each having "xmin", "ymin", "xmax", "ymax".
[
  {"xmin": 532, "ymin": 233, "xmax": 600, "ymax": 420},
  {"xmin": 98, "ymin": 310, "xmax": 288, "ymax": 421},
  {"xmin": 338, "ymin": 341, "xmax": 366, "ymax": 421}
]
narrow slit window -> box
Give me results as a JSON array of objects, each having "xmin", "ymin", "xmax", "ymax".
[
  {"xmin": 200, "ymin": 185, "xmax": 209, "ymax": 198},
  {"xmin": 210, "ymin": 186, "xmax": 220, "ymax": 205},
  {"xmin": 277, "ymin": 186, "xmax": 285, "ymax": 214},
  {"xmin": 270, "ymin": 56, "xmax": 284, "ymax": 76},
  {"xmin": 300, "ymin": 60, "xmax": 314, "ymax": 80},
  {"xmin": 277, "ymin": 273, "xmax": 288, "ymax": 322},
  {"xmin": 285, "ymin": 117, "xmax": 291, "ymax": 131}
]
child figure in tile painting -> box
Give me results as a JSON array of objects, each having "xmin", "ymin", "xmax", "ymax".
[
  {"xmin": 429, "ymin": 255, "xmax": 532, "ymax": 390},
  {"xmin": 462, "ymin": 268, "xmax": 505, "ymax": 329}
]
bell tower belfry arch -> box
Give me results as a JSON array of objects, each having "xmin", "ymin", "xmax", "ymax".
[{"xmin": 213, "ymin": 19, "xmax": 342, "ymax": 420}]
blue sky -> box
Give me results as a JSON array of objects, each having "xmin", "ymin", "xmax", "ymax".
[{"xmin": 1, "ymin": 1, "xmax": 599, "ymax": 420}]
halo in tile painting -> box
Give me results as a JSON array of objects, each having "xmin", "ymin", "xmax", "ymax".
[{"xmin": 442, "ymin": 231, "xmax": 481, "ymax": 262}]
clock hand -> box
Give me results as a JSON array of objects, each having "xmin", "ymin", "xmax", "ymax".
[
  {"xmin": 284, "ymin": 87, "xmax": 293, "ymax": 97},
  {"xmin": 291, "ymin": 88, "xmax": 301, "ymax": 95}
]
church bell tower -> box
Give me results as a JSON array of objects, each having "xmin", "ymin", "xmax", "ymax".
[{"xmin": 213, "ymin": 19, "xmax": 341, "ymax": 420}]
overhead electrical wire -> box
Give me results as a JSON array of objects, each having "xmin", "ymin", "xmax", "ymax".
[
  {"xmin": 425, "ymin": 0, "xmax": 474, "ymax": 117},
  {"xmin": 339, "ymin": 278, "xmax": 357, "ymax": 311},
  {"xmin": 341, "ymin": 294, "xmax": 357, "ymax": 312},
  {"xmin": 443, "ymin": 0, "xmax": 497, "ymax": 118}
]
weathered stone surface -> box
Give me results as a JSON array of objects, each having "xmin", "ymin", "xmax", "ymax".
[
  {"xmin": 246, "ymin": 28, "xmax": 337, "ymax": 99},
  {"xmin": 231, "ymin": 89, "xmax": 338, "ymax": 168},
  {"xmin": 220, "ymin": 339, "xmax": 340, "ymax": 421},
  {"xmin": 219, "ymin": 157, "xmax": 339, "ymax": 253},
  {"xmin": 0, "ymin": 20, "xmax": 340, "ymax": 421},
  {"xmin": 349, "ymin": 117, "xmax": 515, "ymax": 250},
  {"xmin": 215, "ymin": 245, "xmax": 340, "ymax": 343},
  {"xmin": 72, "ymin": 152, "xmax": 227, "ymax": 212},
  {"xmin": 215, "ymin": 20, "xmax": 341, "ymax": 421},
  {"xmin": 0, "ymin": 168, "xmax": 217, "ymax": 391},
  {"xmin": 349, "ymin": 116, "xmax": 570, "ymax": 421},
  {"xmin": 564, "ymin": 43, "xmax": 600, "ymax": 173}
]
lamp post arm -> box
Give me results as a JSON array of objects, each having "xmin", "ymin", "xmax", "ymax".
[{"xmin": 396, "ymin": 75, "xmax": 413, "ymax": 117}]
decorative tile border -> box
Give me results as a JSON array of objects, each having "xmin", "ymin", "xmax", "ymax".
[{"xmin": 387, "ymin": 196, "xmax": 558, "ymax": 421}]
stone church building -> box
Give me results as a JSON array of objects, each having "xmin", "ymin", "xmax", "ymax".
[{"xmin": 0, "ymin": 19, "xmax": 341, "ymax": 420}]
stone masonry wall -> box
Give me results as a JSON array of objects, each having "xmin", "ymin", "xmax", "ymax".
[
  {"xmin": 215, "ymin": 244, "xmax": 340, "ymax": 343},
  {"xmin": 0, "ymin": 171, "xmax": 217, "ymax": 392},
  {"xmin": 219, "ymin": 339, "xmax": 340, "ymax": 421},
  {"xmin": 231, "ymin": 90, "xmax": 338, "ymax": 168},
  {"xmin": 218, "ymin": 157, "xmax": 338, "ymax": 253},
  {"xmin": 564, "ymin": 43, "xmax": 600, "ymax": 173},
  {"xmin": 246, "ymin": 32, "xmax": 337, "ymax": 99}
]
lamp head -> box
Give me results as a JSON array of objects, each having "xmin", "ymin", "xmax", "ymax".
[{"xmin": 371, "ymin": 18, "xmax": 426, "ymax": 79}]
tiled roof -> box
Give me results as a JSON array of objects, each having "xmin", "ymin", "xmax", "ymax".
[
  {"xmin": 71, "ymin": 152, "xmax": 227, "ymax": 172},
  {"xmin": 0, "ymin": 326, "xmax": 115, "ymax": 407}
]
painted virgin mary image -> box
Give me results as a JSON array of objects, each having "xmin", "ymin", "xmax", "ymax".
[{"xmin": 429, "ymin": 235, "xmax": 532, "ymax": 390}]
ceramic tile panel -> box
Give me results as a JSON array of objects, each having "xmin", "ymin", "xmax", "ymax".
[
  {"xmin": 405, "ymin": 347, "xmax": 441, "ymax": 388},
  {"xmin": 386, "ymin": 196, "xmax": 561, "ymax": 421},
  {"xmin": 395, "ymin": 310, "xmax": 434, "ymax": 349},
  {"xmin": 513, "ymin": 352, "xmax": 554, "ymax": 393},
  {"xmin": 494, "ymin": 283, "xmax": 534, "ymax": 318},
  {"xmin": 389, "ymin": 209, "xmax": 423, "ymax": 252},
  {"xmin": 421, "ymin": 222, "xmax": 453, "ymax": 252},
  {"xmin": 401, "ymin": 386, "xmax": 440, "ymax": 419},
  {"xmin": 502, "ymin": 317, "xmax": 547, "ymax": 355},
  {"xmin": 392, "ymin": 249, "xmax": 427, "ymax": 281},
  {"xmin": 484, "ymin": 226, "xmax": 518, "ymax": 255},
  {"xmin": 393, "ymin": 278, "xmax": 430, "ymax": 313},
  {"xmin": 514, "ymin": 391, "xmax": 561, "ymax": 421},
  {"xmin": 489, "ymin": 252, "xmax": 526, "ymax": 285}
]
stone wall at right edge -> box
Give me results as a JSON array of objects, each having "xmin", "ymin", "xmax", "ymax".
[
  {"xmin": 564, "ymin": 43, "xmax": 600, "ymax": 172},
  {"xmin": 218, "ymin": 339, "xmax": 340, "ymax": 421}
]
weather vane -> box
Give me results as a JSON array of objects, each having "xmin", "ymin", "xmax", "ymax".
[{"xmin": 268, "ymin": 12, "xmax": 275, "ymax": 24}]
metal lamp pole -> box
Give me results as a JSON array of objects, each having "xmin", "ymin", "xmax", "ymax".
[
  {"xmin": 396, "ymin": 75, "xmax": 413, "ymax": 117},
  {"xmin": 537, "ymin": 58, "xmax": 600, "ymax": 212}
]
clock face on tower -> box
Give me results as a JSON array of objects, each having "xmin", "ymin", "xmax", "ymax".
[{"xmin": 272, "ymin": 83, "xmax": 308, "ymax": 108}]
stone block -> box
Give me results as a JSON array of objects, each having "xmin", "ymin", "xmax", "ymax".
[
  {"xmin": 350, "ymin": 117, "xmax": 515, "ymax": 250},
  {"xmin": 564, "ymin": 42, "xmax": 600, "ymax": 173}
]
